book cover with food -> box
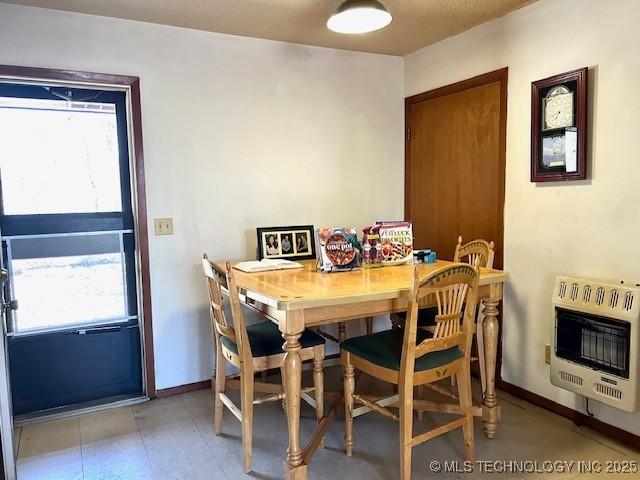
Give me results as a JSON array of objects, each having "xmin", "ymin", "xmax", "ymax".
[
  {"xmin": 316, "ymin": 227, "xmax": 361, "ymax": 272},
  {"xmin": 375, "ymin": 221, "xmax": 413, "ymax": 266}
]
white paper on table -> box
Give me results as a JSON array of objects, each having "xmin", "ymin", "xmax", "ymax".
[
  {"xmin": 234, "ymin": 259, "xmax": 303, "ymax": 273},
  {"xmin": 565, "ymin": 129, "xmax": 578, "ymax": 172}
]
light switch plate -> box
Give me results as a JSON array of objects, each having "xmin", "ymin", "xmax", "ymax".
[{"xmin": 154, "ymin": 218, "xmax": 174, "ymax": 235}]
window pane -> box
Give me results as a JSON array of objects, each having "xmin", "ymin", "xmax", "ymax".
[
  {"xmin": 9, "ymin": 234, "xmax": 127, "ymax": 332},
  {"xmin": 0, "ymin": 96, "xmax": 123, "ymax": 215}
]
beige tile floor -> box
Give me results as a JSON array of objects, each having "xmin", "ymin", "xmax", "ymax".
[{"xmin": 14, "ymin": 368, "xmax": 640, "ymax": 480}]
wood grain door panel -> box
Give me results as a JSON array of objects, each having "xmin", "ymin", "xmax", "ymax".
[{"xmin": 406, "ymin": 69, "xmax": 507, "ymax": 268}]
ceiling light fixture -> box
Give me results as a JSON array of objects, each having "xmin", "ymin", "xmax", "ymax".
[{"xmin": 327, "ymin": 0, "xmax": 392, "ymax": 34}]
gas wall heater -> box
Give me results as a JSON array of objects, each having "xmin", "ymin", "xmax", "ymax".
[{"xmin": 551, "ymin": 276, "xmax": 639, "ymax": 412}]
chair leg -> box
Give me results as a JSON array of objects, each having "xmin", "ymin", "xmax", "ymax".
[
  {"xmin": 338, "ymin": 322, "xmax": 347, "ymax": 342},
  {"xmin": 343, "ymin": 354, "xmax": 355, "ymax": 456},
  {"xmin": 416, "ymin": 385, "xmax": 425, "ymax": 420},
  {"xmin": 390, "ymin": 312, "xmax": 403, "ymax": 329},
  {"xmin": 313, "ymin": 346, "xmax": 325, "ymax": 448},
  {"xmin": 240, "ymin": 369, "xmax": 255, "ymax": 473},
  {"xmin": 457, "ymin": 364, "xmax": 476, "ymax": 462},
  {"xmin": 390, "ymin": 315, "xmax": 402, "ymax": 394},
  {"xmin": 365, "ymin": 317, "xmax": 374, "ymax": 335},
  {"xmin": 214, "ymin": 346, "xmax": 226, "ymax": 435},
  {"xmin": 399, "ymin": 383, "xmax": 414, "ymax": 480}
]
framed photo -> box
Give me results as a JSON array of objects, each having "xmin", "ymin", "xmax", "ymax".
[
  {"xmin": 531, "ymin": 67, "xmax": 587, "ymax": 182},
  {"xmin": 256, "ymin": 225, "xmax": 316, "ymax": 261}
]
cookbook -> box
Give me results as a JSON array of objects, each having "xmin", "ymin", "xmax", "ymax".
[
  {"xmin": 316, "ymin": 227, "xmax": 361, "ymax": 272},
  {"xmin": 368, "ymin": 221, "xmax": 413, "ymax": 266}
]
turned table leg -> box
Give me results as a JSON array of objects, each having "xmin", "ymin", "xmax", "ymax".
[
  {"xmin": 281, "ymin": 311, "xmax": 307, "ymax": 479},
  {"xmin": 482, "ymin": 285, "xmax": 501, "ymax": 439}
]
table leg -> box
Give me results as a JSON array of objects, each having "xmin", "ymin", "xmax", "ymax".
[
  {"xmin": 282, "ymin": 311, "xmax": 307, "ymax": 480},
  {"xmin": 482, "ymin": 287, "xmax": 500, "ymax": 439}
]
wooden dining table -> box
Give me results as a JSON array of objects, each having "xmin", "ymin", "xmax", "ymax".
[{"xmin": 214, "ymin": 259, "xmax": 508, "ymax": 480}]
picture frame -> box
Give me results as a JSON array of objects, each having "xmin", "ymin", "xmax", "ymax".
[
  {"xmin": 531, "ymin": 67, "xmax": 588, "ymax": 182},
  {"xmin": 256, "ymin": 225, "xmax": 316, "ymax": 261}
]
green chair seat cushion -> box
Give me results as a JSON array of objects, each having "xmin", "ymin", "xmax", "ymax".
[
  {"xmin": 341, "ymin": 328, "xmax": 462, "ymax": 372},
  {"xmin": 220, "ymin": 317, "xmax": 324, "ymax": 358}
]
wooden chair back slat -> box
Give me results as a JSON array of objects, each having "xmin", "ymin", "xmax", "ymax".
[
  {"xmin": 432, "ymin": 283, "xmax": 468, "ymax": 339},
  {"xmin": 453, "ymin": 235, "xmax": 495, "ymax": 269},
  {"xmin": 215, "ymin": 322, "xmax": 236, "ymax": 342}
]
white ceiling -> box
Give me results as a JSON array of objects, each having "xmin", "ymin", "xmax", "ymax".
[{"xmin": 0, "ymin": 0, "xmax": 537, "ymax": 56}]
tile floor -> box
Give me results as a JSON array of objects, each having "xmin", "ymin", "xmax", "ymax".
[{"xmin": 14, "ymin": 368, "xmax": 640, "ymax": 480}]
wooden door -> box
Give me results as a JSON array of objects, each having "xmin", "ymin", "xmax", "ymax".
[{"xmin": 405, "ymin": 69, "xmax": 507, "ymax": 268}]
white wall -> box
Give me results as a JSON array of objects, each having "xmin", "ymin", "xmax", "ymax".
[
  {"xmin": 406, "ymin": 0, "xmax": 640, "ymax": 434},
  {"xmin": 0, "ymin": 4, "xmax": 404, "ymax": 390}
]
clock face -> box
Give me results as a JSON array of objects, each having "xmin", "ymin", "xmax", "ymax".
[{"xmin": 544, "ymin": 86, "xmax": 573, "ymax": 130}]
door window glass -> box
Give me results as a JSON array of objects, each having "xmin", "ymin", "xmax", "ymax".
[
  {"xmin": 0, "ymin": 96, "xmax": 123, "ymax": 215},
  {"xmin": 7, "ymin": 233, "xmax": 127, "ymax": 332}
]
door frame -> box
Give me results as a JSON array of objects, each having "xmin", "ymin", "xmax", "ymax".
[
  {"xmin": 0, "ymin": 64, "xmax": 156, "ymax": 397},
  {"xmin": 404, "ymin": 67, "xmax": 508, "ymax": 379}
]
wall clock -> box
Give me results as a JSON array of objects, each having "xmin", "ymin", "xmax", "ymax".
[{"xmin": 531, "ymin": 68, "xmax": 588, "ymax": 182}]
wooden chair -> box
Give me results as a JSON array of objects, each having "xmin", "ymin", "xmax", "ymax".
[
  {"xmin": 202, "ymin": 255, "xmax": 325, "ymax": 473},
  {"xmin": 341, "ymin": 263, "xmax": 480, "ymax": 480},
  {"xmin": 391, "ymin": 236, "xmax": 494, "ymax": 393},
  {"xmin": 454, "ymin": 235, "xmax": 495, "ymax": 269}
]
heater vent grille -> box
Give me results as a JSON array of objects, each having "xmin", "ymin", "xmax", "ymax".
[
  {"xmin": 559, "ymin": 281, "xmax": 567, "ymax": 299},
  {"xmin": 554, "ymin": 277, "xmax": 639, "ymax": 318},
  {"xmin": 559, "ymin": 371, "xmax": 583, "ymax": 386},
  {"xmin": 570, "ymin": 283, "xmax": 579, "ymax": 301},
  {"xmin": 595, "ymin": 383, "xmax": 623, "ymax": 400},
  {"xmin": 609, "ymin": 290, "xmax": 619, "ymax": 308},
  {"xmin": 583, "ymin": 285, "xmax": 592, "ymax": 303},
  {"xmin": 595, "ymin": 287, "xmax": 606, "ymax": 306},
  {"xmin": 624, "ymin": 292, "xmax": 634, "ymax": 312}
]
